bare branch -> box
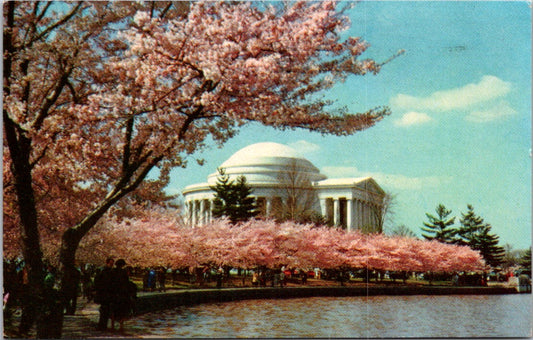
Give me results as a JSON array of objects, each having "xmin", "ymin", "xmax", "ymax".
[{"xmin": 27, "ymin": 2, "xmax": 84, "ymax": 47}]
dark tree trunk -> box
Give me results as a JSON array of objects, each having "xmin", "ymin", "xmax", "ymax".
[
  {"xmin": 3, "ymin": 135, "xmax": 47, "ymax": 335},
  {"xmin": 4, "ymin": 111, "xmax": 68, "ymax": 338},
  {"xmin": 4, "ymin": 114, "xmax": 45, "ymax": 336},
  {"xmin": 4, "ymin": 3, "xmax": 46, "ymax": 333}
]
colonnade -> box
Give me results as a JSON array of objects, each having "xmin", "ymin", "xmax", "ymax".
[
  {"xmin": 320, "ymin": 197, "xmax": 381, "ymax": 232},
  {"xmin": 185, "ymin": 196, "xmax": 278, "ymax": 226},
  {"xmin": 185, "ymin": 196, "xmax": 382, "ymax": 233},
  {"xmin": 186, "ymin": 199, "xmax": 213, "ymax": 226}
]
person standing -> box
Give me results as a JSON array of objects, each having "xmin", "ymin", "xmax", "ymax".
[
  {"xmin": 279, "ymin": 270, "xmax": 285, "ymax": 287},
  {"xmin": 252, "ymin": 272, "xmax": 259, "ymax": 286},
  {"xmin": 38, "ymin": 264, "xmax": 63, "ymax": 338},
  {"xmin": 110, "ymin": 259, "xmax": 133, "ymax": 332},
  {"xmin": 157, "ymin": 267, "xmax": 166, "ymax": 292},
  {"xmin": 216, "ymin": 267, "xmax": 223, "ymax": 288},
  {"xmin": 81, "ymin": 265, "xmax": 95, "ymax": 301},
  {"xmin": 62, "ymin": 265, "xmax": 81, "ymax": 315},
  {"xmin": 44, "ymin": 264, "xmax": 57, "ymax": 290},
  {"xmin": 147, "ymin": 268, "xmax": 156, "ymax": 291},
  {"xmin": 94, "ymin": 258, "xmax": 115, "ymax": 331}
]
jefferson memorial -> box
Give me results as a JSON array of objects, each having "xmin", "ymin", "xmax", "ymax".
[{"xmin": 182, "ymin": 142, "xmax": 386, "ymax": 232}]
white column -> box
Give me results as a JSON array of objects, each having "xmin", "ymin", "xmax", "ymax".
[
  {"xmin": 368, "ymin": 203, "xmax": 374, "ymax": 232},
  {"xmin": 207, "ymin": 200, "xmax": 212, "ymax": 223},
  {"xmin": 186, "ymin": 201, "xmax": 192, "ymax": 226},
  {"xmin": 359, "ymin": 200, "xmax": 365, "ymax": 229},
  {"xmin": 199, "ymin": 200, "xmax": 206, "ymax": 225},
  {"xmin": 369, "ymin": 203, "xmax": 374, "ymax": 229},
  {"xmin": 372, "ymin": 205, "xmax": 378, "ymax": 232},
  {"xmin": 190, "ymin": 201, "xmax": 195, "ymax": 226},
  {"xmin": 196, "ymin": 200, "xmax": 201, "ymax": 226},
  {"xmin": 333, "ymin": 198, "xmax": 340, "ymax": 227},
  {"xmin": 359, "ymin": 200, "xmax": 364, "ymax": 229},
  {"xmin": 191, "ymin": 200, "xmax": 197, "ymax": 226},
  {"xmin": 346, "ymin": 199, "xmax": 353, "ymax": 232},
  {"xmin": 266, "ymin": 197, "xmax": 272, "ymax": 216},
  {"xmin": 372, "ymin": 204, "xmax": 378, "ymax": 232},
  {"xmin": 363, "ymin": 202, "xmax": 368, "ymax": 229},
  {"xmin": 355, "ymin": 200, "xmax": 361, "ymax": 229},
  {"xmin": 204, "ymin": 199, "xmax": 209, "ymax": 224},
  {"xmin": 320, "ymin": 198, "xmax": 327, "ymax": 219}
]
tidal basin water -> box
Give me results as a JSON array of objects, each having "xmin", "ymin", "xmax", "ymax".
[{"xmin": 128, "ymin": 294, "xmax": 531, "ymax": 338}]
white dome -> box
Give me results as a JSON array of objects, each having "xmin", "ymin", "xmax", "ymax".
[
  {"xmin": 221, "ymin": 142, "xmax": 303, "ymax": 167},
  {"xmin": 207, "ymin": 142, "xmax": 326, "ymax": 186}
]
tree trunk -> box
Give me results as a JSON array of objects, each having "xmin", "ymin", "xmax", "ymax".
[
  {"xmin": 4, "ymin": 3, "xmax": 47, "ymax": 334},
  {"xmin": 59, "ymin": 228, "xmax": 83, "ymax": 303},
  {"xmin": 57, "ymin": 200, "xmax": 117, "ymax": 314},
  {"xmin": 4, "ymin": 114, "xmax": 65, "ymax": 338},
  {"xmin": 3, "ymin": 116, "xmax": 46, "ymax": 335}
]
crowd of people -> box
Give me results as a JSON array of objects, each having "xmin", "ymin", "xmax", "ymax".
[
  {"xmin": 142, "ymin": 266, "xmax": 168, "ymax": 292},
  {"xmin": 3, "ymin": 257, "xmax": 138, "ymax": 334}
]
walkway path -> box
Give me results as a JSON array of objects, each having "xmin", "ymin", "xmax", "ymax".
[{"xmin": 4, "ymin": 291, "xmax": 158, "ymax": 339}]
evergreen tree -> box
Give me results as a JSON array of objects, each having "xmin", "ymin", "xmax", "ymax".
[
  {"xmin": 421, "ymin": 204, "xmax": 457, "ymax": 243},
  {"xmin": 211, "ymin": 168, "xmax": 258, "ymax": 224},
  {"xmin": 211, "ymin": 168, "xmax": 235, "ymax": 219},
  {"xmin": 519, "ymin": 248, "xmax": 531, "ymax": 273},
  {"xmin": 232, "ymin": 175, "xmax": 259, "ymax": 223},
  {"xmin": 455, "ymin": 204, "xmax": 505, "ymax": 268}
]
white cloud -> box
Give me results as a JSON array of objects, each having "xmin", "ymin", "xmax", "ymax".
[
  {"xmin": 288, "ymin": 140, "xmax": 321, "ymax": 154},
  {"xmin": 321, "ymin": 166, "xmax": 452, "ymax": 191},
  {"xmin": 375, "ymin": 173, "xmax": 453, "ymax": 191},
  {"xmin": 394, "ymin": 111, "xmax": 434, "ymax": 127},
  {"xmin": 465, "ymin": 100, "xmax": 517, "ymax": 123},
  {"xmin": 321, "ymin": 166, "xmax": 360, "ymax": 178},
  {"xmin": 391, "ymin": 75, "xmax": 512, "ymax": 112}
]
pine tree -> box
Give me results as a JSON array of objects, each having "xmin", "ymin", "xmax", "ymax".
[
  {"xmin": 519, "ymin": 248, "xmax": 531, "ymax": 273},
  {"xmin": 456, "ymin": 204, "xmax": 505, "ymax": 268},
  {"xmin": 421, "ymin": 204, "xmax": 457, "ymax": 243},
  {"xmin": 233, "ymin": 175, "xmax": 259, "ymax": 223},
  {"xmin": 211, "ymin": 168, "xmax": 258, "ymax": 224},
  {"xmin": 211, "ymin": 168, "xmax": 235, "ymax": 219}
]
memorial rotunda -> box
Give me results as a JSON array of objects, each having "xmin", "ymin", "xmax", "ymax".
[{"xmin": 182, "ymin": 142, "xmax": 385, "ymax": 232}]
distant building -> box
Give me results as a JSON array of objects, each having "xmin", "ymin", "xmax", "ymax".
[{"xmin": 182, "ymin": 142, "xmax": 385, "ymax": 232}]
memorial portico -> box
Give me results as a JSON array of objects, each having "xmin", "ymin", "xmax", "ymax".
[
  {"xmin": 182, "ymin": 142, "xmax": 386, "ymax": 232},
  {"xmin": 315, "ymin": 177, "xmax": 384, "ymax": 232}
]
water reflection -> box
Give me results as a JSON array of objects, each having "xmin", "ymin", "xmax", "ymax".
[{"xmin": 128, "ymin": 294, "xmax": 531, "ymax": 338}]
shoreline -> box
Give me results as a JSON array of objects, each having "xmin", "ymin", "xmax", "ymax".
[{"xmin": 134, "ymin": 284, "xmax": 521, "ymax": 314}]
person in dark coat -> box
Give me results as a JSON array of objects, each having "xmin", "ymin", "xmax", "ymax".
[
  {"xmin": 62, "ymin": 265, "xmax": 81, "ymax": 315},
  {"xmin": 94, "ymin": 258, "xmax": 115, "ymax": 331},
  {"xmin": 157, "ymin": 267, "xmax": 166, "ymax": 292},
  {"xmin": 110, "ymin": 259, "xmax": 133, "ymax": 332},
  {"xmin": 81, "ymin": 265, "xmax": 95, "ymax": 301}
]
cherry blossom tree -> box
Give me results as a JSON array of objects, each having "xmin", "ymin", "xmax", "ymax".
[
  {"xmin": 81, "ymin": 215, "xmax": 485, "ymax": 276},
  {"xmin": 4, "ymin": 1, "xmax": 401, "ymax": 334},
  {"xmin": 76, "ymin": 207, "xmax": 190, "ymax": 268},
  {"xmin": 3, "ymin": 2, "xmax": 189, "ymax": 334}
]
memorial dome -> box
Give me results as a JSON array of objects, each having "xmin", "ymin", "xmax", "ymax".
[
  {"xmin": 183, "ymin": 141, "xmax": 385, "ymax": 233},
  {"xmin": 206, "ymin": 142, "xmax": 326, "ymax": 186}
]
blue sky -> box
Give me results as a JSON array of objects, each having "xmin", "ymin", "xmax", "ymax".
[{"xmin": 167, "ymin": 1, "xmax": 531, "ymax": 250}]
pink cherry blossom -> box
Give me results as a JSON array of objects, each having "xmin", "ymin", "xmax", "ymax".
[{"xmin": 80, "ymin": 214, "xmax": 485, "ymax": 273}]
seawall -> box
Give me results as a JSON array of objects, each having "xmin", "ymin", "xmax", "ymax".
[{"xmin": 134, "ymin": 285, "xmax": 519, "ymax": 315}]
